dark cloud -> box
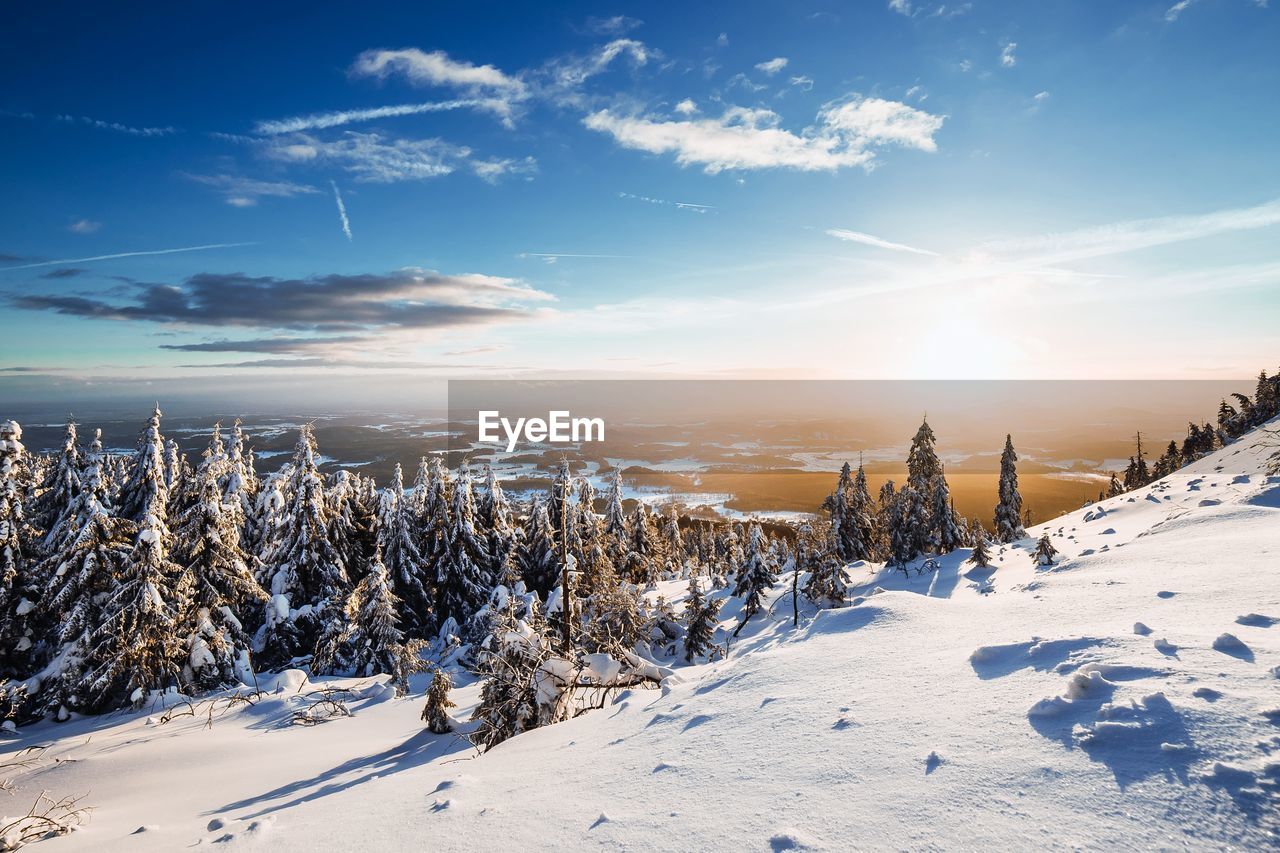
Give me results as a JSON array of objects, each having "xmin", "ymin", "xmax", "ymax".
[
  {"xmin": 8, "ymin": 268, "xmax": 553, "ymax": 333},
  {"xmin": 161, "ymin": 336, "xmax": 367, "ymax": 354},
  {"xmin": 40, "ymin": 267, "xmax": 86, "ymax": 279}
]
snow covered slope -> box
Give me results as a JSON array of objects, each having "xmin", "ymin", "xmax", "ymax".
[{"xmin": 5, "ymin": 423, "xmax": 1279, "ymax": 851}]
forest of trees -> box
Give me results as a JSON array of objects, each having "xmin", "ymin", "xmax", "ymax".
[{"xmin": 0, "ymin": 367, "xmax": 1275, "ymax": 747}]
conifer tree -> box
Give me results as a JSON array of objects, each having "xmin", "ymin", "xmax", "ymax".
[
  {"xmin": 682, "ymin": 575, "xmax": 721, "ymax": 662},
  {"xmin": 929, "ymin": 469, "xmax": 965, "ymax": 554},
  {"xmin": 0, "ymin": 421, "xmax": 33, "ymax": 677},
  {"xmin": 1033, "ymin": 532, "xmax": 1058, "ymax": 566},
  {"xmin": 1106, "ymin": 471, "xmax": 1124, "ymax": 498},
  {"xmin": 223, "ymin": 419, "xmax": 259, "ymax": 550},
  {"xmin": 624, "ymin": 502, "xmax": 657, "ymax": 585},
  {"xmin": 76, "ymin": 408, "xmax": 186, "ymax": 712},
  {"xmin": 33, "ymin": 420, "xmax": 81, "ymax": 535},
  {"xmin": 732, "ymin": 523, "xmax": 777, "ymax": 635},
  {"xmin": 433, "ymin": 468, "xmax": 492, "ymax": 628},
  {"xmin": 378, "ymin": 464, "xmax": 433, "ymax": 636},
  {"xmin": 603, "ymin": 469, "xmax": 629, "ymax": 556},
  {"xmin": 422, "ymin": 667, "xmax": 456, "ymax": 733},
  {"xmin": 907, "ymin": 418, "xmax": 941, "ymax": 495},
  {"xmin": 876, "ymin": 480, "xmax": 898, "ymax": 559},
  {"xmin": 993, "ymin": 435, "xmax": 1026, "ymax": 543},
  {"xmin": 470, "ymin": 599, "xmax": 553, "ymax": 751},
  {"xmin": 477, "ymin": 464, "xmax": 518, "ymax": 584},
  {"xmin": 517, "ymin": 497, "xmax": 560, "ymax": 598},
  {"xmin": 1255, "ymin": 369, "xmax": 1278, "ymax": 424},
  {"xmin": 172, "ymin": 461, "xmax": 267, "ymax": 690},
  {"xmin": 338, "ymin": 545, "xmax": 422, "ymax": 693},
  {"xmin": 256, "ymin": 427, "xmax": 349, "ymax": 668},
  {"xmin": 845, "ymin": 462, "xmax": 876, "ymax": 561},
  {"xmin": 800, "ymin": 523, "xmax": 848, "ymax": 608},
  {"xmin": 969, "ymin": 526, "xmax": 992, "ymax": 568}
]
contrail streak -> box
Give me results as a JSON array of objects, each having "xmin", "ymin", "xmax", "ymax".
[{"xmin": 0, "ymin": 242, "xmax": 256, "ymax": 271}]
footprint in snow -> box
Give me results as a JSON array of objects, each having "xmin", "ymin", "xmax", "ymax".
[
  {"xmin": 1192, "ymin": 687, "xmax": 1223, "ymax": 701},
  {"xmin": 1157, "ymin": 590, "xmax": 1176, "ymax": 599},
  {"xmin": 925, "ymin": 751, "xmax": 945, "ymax": 774},
  {"xmin": 1154, "ymin": 638, "xmax": 1179, "ymax": 657},
  {"xmin": 1133, "ymin": 622, "xmax": 1153, "ymax": 635},
  {"xmin": 832, "ymin": 717, "xmax": 861, "ymax": 731},
  {"xmin": 1235, "ymin": 613, "xmax": 1278, "ymax": 628},
  {"xmin": 589, "ymin": 814, "xmax": 610, "ymax": 830}
]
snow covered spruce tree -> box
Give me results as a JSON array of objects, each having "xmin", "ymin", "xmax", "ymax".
[
  {"xmin": 800, "ymin": 523, "xmax": 848, "ymax": 608},
  {"xmin": 32, "ymin": 420, "xmax": 81, "ymax": 534},
  {"xmin": 222, "ymin": 419, "xmax": 259, "ymax": 551},
  {"xmin": 172, "ymin": 450, "xmax": 267, "ymax": 691},
  {"xmin": 624, "ymin": 501, "xmax": 658, "ymax": 586},
  {"xmin": 433, "ymin": 468, "xmax": 492, "ymax": 630},
  {"xmin": 1033, "ymin": 532, "xmax": 1059, "ymax": 567},
  {"xmin": 78, "ymin": 407, "xmax": 186, "ymax": 712},
  {"xmin": 318, "ymin": 544, "xmax": 424, "ymax": 693},
  {"xmin": 477, "ymin": 464, "xmax": 518, "ymax": 587},
  {"xmin": 36, "ymin": 443, "xmax": 133, "ymax": 716},
  {"xmin": 517, "ymin": 497, "xmax": 559, "ymax": 598},
  {"xmin": 469, "ymin": 598, "xmax": 552, "ymax": 751},
  {"xmin": 422, "ymin": 667, "xmax": 455, "ymax": 733},
  {"xmin": 732, "ymin": 523, "xmax": 777, "ymax": 636},
  {"xmin": 0, "ymin": 421, "xmax": 34, "ymax": 677},
  {"xmin": 929, "ymin": 469, "xmax": 966, "ymax": 554},
  {"xmin": 993, "ymin": 434, "xmax": 1026, "ymax": 543},
  {"xmin": 602, "ymin": 469, "xmax": 630, "ymax": 564},
  {"xmin": 682, "ymin": 575, "xmax": 721, "ymax": 662},
  {"xmin": 378, "ymin": 463, "xmax": 433, "ymax": 637},
  {"xmin": 969, "ymin": 525, "xmax": 992, "ymax": 568},
  {"xmin": 255, "ymin": 426, "xmax": 349, "ymax": 669}
]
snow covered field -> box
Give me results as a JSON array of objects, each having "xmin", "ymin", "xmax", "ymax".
[{"xmin": 4, "ymin": 424, "xmax": 1278, "ymax": 851}]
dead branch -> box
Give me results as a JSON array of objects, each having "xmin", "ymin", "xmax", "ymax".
[{"xmin": 0, "ymin": 791, "xmax": 91, "ymax": 851}]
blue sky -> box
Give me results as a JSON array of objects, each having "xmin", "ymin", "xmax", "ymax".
[{"xmin": 2, "ymin": 0, "xmax": 1278, "ymax": 398}]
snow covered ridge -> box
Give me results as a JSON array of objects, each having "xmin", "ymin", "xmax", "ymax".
[{"xmin": 1, "ymin": 409, "xmax": 1279, "ymax": 849}]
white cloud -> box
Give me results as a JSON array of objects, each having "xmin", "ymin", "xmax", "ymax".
[
  {"xmin": 331, "ymin": 182, "xmax": 352, "ymax": 241},
  {"xmin": 254, "ymin": 99, "xmax": 508, "ymax": 135},
  {"xmin": 56, "ymin": 115, "xmax": 176, "ymax": 137},
  {"xmin": 183, "ymin": 173, "xmax": 320, "ymax": 205},
  {"xmin": 68, "ymin": 218, "xmax": 101, "ymax": 234},
  {"xmin": 1000, "ymin": 41, "xmax": 1018, "ymax": 68},
  {"xmin": 542, "ymin": 39, "xmax": 650, "ymax": 93},
  {"xmin": 618, "ymin": 191, "xmax": 716, "ymax": 213},
  {"xmin": 265, "ymin": 131, "xmax": 532, "ymax": 184},
  {"xmin": 674, "ymin": 98, "xmax": 698, "ymax": 115},
  {"xmin": 350, "ymin": 48, "xmax": 528, "ymax": 125},
  {"xmin": 826, "ymin": 229, "xmax": 938, "ymax": 256},
  {"xmin": 977, "ymin": 198, "xmax": 1280, "ymax": 265},
  {"xmin": 716, "ymin": 32, "xmax": 729, "ymax": 47},
  {"xmin": 755, "ymin": 57, "xmax": 789, "ymax": 75},
  {"xmin": 790, "ymin": 75, "xmax": 815, "ymax": 91},
  {"xmin": 889, "ymin": 0, "xmax": 914, "ymax": 15},
  {"xmin": 584, "ymin": 15, "xmax": 643, "ymax": 36},
  {"xmin": 1165, "ymin": 0, "xmax": 1197, "ymax": 20},
  {"xmin": 584, "ymin": 96, "xmax": 943, "ymax": 174}
]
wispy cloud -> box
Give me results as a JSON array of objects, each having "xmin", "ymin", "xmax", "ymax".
[
  {"xmin": 160, "ymin": 336, "xmax": 367, "ymax": 354},
  {"xmin": 583, "ymin": 15, "xmax": 643, "ymax": 36},
  {"xmin": 0, "ymin": 242, "xmax": 254, "ymax": 272},
  {"xmin": 584, "ymin": 95, "xmax": 943, "ymax": 173},
  {"xmin": 253, "ymin": 99, "xmax": 506, "ymax": 135},
  {"xmin": 826, "ymin": 228, "xmax": 938, "ymax": 256},
  {"xmin": 39, "ymin": 268, "xmax": 85, "ymax": 279},
  {"xmin": 976, "ymin": 197, "xmax": 1280, "ymax": 264},
  {"xmin": 331, "ymin": 181, "xmax": 353, "ymax": 241},
  {"xmin": 1000, "ymin": 41, "xmax": 1018, "ymax": 68},
  {"xmin": 183, "ymin": 173, "xmax": 320, "ymax": 206},
  {"xmin": 1165, "ymin": 0, "xmax": 1197, "ymax": 21},
  {"xmin": 68, "ymin": 218, "xmax": 101, "ymax": 234},
  {"xmin": 888, "ymin": 0, "xmax": 914, "ymax": 15},
  {"xmin": 754, "ymin": 57, "xmax": 789, "ymax": 75},
  {"xmin": 9, "ymin": 268, "xmax": 554, "ymax": 332},
  {"xmin": 55, "ymin": 114, "xmax": 176, "ymax": 137},
  {"xmin": 350, "ymin": 48, "xmax": 528, "ymax": 126},
  {"xmin": 264, "ymin": 131, "xmax": 535, "ymax": 184}
]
